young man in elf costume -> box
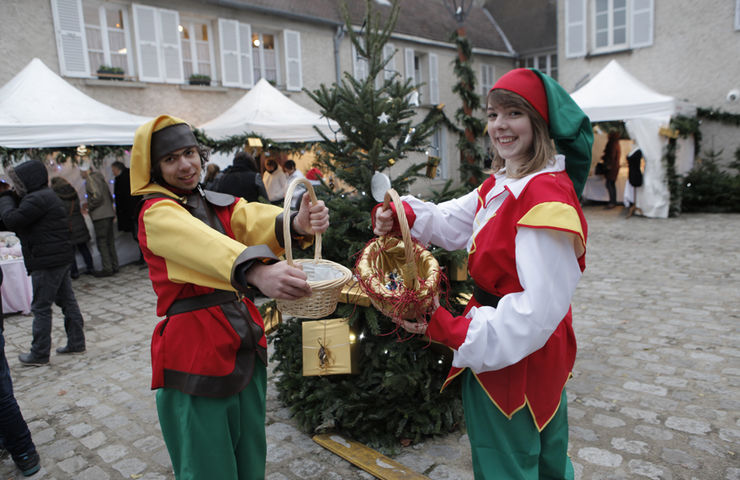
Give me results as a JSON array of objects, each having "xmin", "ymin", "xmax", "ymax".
[
  {"xmin": 374, "ymin": 69, "xmax": 593, "ymax": 479},
  {"xmin": 130, "ymin": 115, "xmax": 329, "ymax": 479}
]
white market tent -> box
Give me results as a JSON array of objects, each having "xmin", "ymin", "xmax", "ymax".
[
  {"xmin": 0, "ymin": 58, "xmax": 151, "ymax": 148},
  {"xmin": 199, "ymin": 78, "xmax": 340, "ymax": 144},
  {"xmin": 571, "ymin": 60, "xmax": 695, "ymax": 218}
]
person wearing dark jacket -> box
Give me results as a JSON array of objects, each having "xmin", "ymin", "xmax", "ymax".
[
  {"xmin": 215, "ymin": 151, "xmax": 269, "ymax": 202},
  {"xmin": 602, "ymin": 131, "xmax": 621, "ymax": 209},
  {"xmin": 51, "ymin": 176, "xmax": 94, "ymax": 278},
  {"xmin": 0, "ymin": 160, "xmax": 86, "ymax": 366},
  {"xmin": 111, "ymin": 161, "xmax": 144, "ymax": 263}
]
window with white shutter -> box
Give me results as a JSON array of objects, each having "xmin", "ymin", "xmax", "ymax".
[
  {"xmin": 180, "ymin": 19, "xmax": 214, "ymax": 79},
  {"xmin": 158, "ymin": 8, "xmax": 184, "ymax": 83},
  {"xmin": 404, "ymin": 48, "xmax": 415, "ymax": 83},
  {"xmin": 51, "ymin": 0, "xmax": 90, "ymax": 77},
  {"xmin": 565, "ymin": 0, "xmax": 587, "ymax": 58},
  {"xmin": 383, "ymin": 43, "xmax": 397, "ymax": 80},
  {"xmin": 480, "ymin": 64, "xmax": 494, "ymax": 95},
  {"xmin": 428, "ymin": 53, "xmax": 439, "ymax": 105},
  {"xmin": 132, "ymin": 4, "xmax": 183, "ymax": 83},
  {"xmin": 218, "ymin": 18, "xmax": 253, "ymax": 88},
  {"xmin": 83, "ymin": 4, "xmax": 133, "ymax": 78},
  {"xmin": 238, "ymin": 23, "xmax": 254, "ymax": 87},
  {"xmin": 352, "ymin": 43, "xmax": 369, "ymax": 81},
  {"xmin": 132, "ymin": 4, "xmax": 160, "ymax": 82},
  {"xmin": 594, "ymin": 0, "xmax": 628, "ymax": 50},
  {"xmin": 284, "ymin": 30, "xmax": 302, "ymax": 91},
  {"xmin": 630, "ymin": 0, "xmax": 653, "ymax": 48}
]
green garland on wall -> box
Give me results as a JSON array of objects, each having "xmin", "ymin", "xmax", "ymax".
[{"xmin": 0, "ymin": 145, "xmax": 128, "ymax": 168}]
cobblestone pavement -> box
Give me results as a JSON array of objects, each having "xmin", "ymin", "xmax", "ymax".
[{"xmin": 1, "ymin": 206, "xmax": 739, "ymax": 479}]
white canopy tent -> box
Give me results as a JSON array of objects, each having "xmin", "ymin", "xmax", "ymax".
[
  {"xmin": 0, "ymin": 58, "xmax": 151, "ymax": 148},
  {"xmin": 199, "ymin": 79, "xmax": 339, "ymax": 169},
  {"xmin": 571, "ymin": 60, "xmax": 694, "ymax": 218},
  {"xmin": 0, "ymin": 58, "xmax": 151, "ymax": 268}
]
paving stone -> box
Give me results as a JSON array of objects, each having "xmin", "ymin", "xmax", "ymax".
[{"xmin": 1, "ymin": 209, "xmax": 738, "ymax": 479}]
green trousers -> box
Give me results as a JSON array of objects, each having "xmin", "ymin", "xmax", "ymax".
[
  {"xmin": 156, "ymin": 362, "xmax": 267, "ymax": 480},
  {"xmin": 462, "ymin": 369, "xmax": 574, "ymax": 480}
]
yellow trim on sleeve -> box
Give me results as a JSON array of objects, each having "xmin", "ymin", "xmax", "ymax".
[
  {"xmin": 143, "ymin": 200, "xmax": 249, "ymax": 290},
  {"xmin": 518, "ymin": 202, "xmax": 586, "ymax": 257}
]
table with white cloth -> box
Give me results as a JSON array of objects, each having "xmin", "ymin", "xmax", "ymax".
[{"xmin": 1, "ymin": 258, "xmax": 32, "ymax": 315}]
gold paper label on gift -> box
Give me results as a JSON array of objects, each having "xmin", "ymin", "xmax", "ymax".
[{"xmin": 302, "ymin": 318, "xmax": 359, "ymax": 376}]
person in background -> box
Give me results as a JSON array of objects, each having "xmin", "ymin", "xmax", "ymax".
[
  {"xmin": 203, "ymin": 163, "xmax": 222, "ymax": 191},
  {"xmin": 602, "ymin": 131, "xmax": 621, "ymax": 209},
  {"xmin": 130, "ymin": 115, "xmax": 329, "ymax": 479},
  {"xmin": 624, "ymin": 145, "xmax": 644, "ymax": 218},
  {"xmin": 80, "ymin": 164, "xmax": 118, "ymax": 276},
  {"xmin": 0, "ymin": 268, "xmax": 41, "ymax": 476},
  {"xmin": 262, "ymin": 158, "xmax": 287, "ymax": 205},
  {"xmin": 51, "ymin": 177, "xmax": 94, "ymax": 279},
  {"xmin": 111, "ymin": 160, "xmax": 144, "ymax": 264},
  {"xmin": 215, "ymin": 151, "xmax": 269, "ymax": 202},
  {"xmin": 282, "ymin": 160, "xmax": 306, "ymax": 209},
  {"xmin": 0, "ymin": 160, "xmax": 86, "ymax": 366},
  {"xmin": 374, "ymin": 68, "xmax": 592, "ymax": 479}
]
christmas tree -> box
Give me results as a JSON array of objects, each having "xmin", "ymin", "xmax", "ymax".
[{"xmin": 270, "ymin": 0, "xmax": 467, "ymax": 452}]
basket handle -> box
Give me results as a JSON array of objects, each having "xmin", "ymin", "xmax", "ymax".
[
  {"xmin": 283, "ymin": 177, "xmax": 320, "ymax": 266},
  {"xmin": 383, "ymin": 188, "xmax": 418, "ymax": 285}
]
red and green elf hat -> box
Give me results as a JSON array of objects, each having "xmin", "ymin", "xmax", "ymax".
[{"xmin": 490, "ymin": 68, "xmax": 593, "ymax": 198}]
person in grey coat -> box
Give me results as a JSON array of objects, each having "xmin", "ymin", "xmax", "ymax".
[
  {"xmin": 0, "ymin": 160, "xmax": 86, "ymax": 366},
  {"xmin": 80, "ymin": 164, "xmax": 118, "ymax": 277}
]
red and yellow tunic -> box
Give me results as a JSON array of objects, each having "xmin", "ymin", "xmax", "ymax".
[{"xmin": 138, "ymin": 189, "xmax": 286, "ymax": 397}]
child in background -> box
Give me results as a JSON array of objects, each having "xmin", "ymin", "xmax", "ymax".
[{"xmin": 374, "ymin": 68, "xmax": 592, "ymax": 479}]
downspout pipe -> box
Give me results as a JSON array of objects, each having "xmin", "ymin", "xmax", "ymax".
[{"xmin": 333, "ymin": 25, "xmax": 345, "ymax": 85}]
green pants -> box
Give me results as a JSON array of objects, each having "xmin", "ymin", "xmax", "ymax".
[
  {"xmin": 156, "ymin": 362, "xmax": 267, "ymax": 480},
  {"xmin": 462, "ymin": 369, "xmax": 574, "ymax": 480}
]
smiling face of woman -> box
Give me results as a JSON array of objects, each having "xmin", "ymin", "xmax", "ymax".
[
  {"xmin": 158, "ymin": 146, "xmax": 202, "ymax": 190},
  {"xmin": 487, "ymin": 104, "xmax": 534, "ymax": 168}
]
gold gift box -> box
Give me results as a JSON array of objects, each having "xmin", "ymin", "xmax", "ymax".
[
  {"xmin": 302, "ymin": 318, "xmax": 359, "ymax": 376},
  {"xmin": 339, "ymin": 279, "xmax": 371, "ymax": 307},
  {"xmin": 448, "ymin": 257, "xmax": 468, "ymax": 281},
  {"xmin": 263, "ymin": 303, "xmax": 282, "ymax": 336}
]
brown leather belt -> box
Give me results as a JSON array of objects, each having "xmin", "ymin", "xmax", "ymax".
[{"xmin": 167, "ymin": 290, "xmax": 251, "ymax": 317}]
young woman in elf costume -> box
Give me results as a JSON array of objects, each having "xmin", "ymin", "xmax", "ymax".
[
  {"xmin": 130, "ymin": 115, "xmax": 329, "ymax": 479},
  {"xmin": 374, "ymin": 69, "xmax": 593, "ymax": 479}
]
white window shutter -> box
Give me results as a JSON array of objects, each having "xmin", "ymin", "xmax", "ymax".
[
  {"xmin": 238, "ymin": 23, "xmax": 254, "ymax": 88},
  {"xmin": 158, "ymin": 8, "xmax": 184, "ymax": 83},
  {"xmin": 383, "ymin": 43, "xmax": 396, "ymax": 80},
  {"xmin": 404, "ymin": 48, "xmax": 415, "ymax": 83},
  {"xmin": 428, "ymin": 53, "xmax": 439, "ymax": 105},
  {"xmin": 133, "ymin": 4, "xmax": 162, "ymax": 82},
  {"xmin": 564, "ymin": 0, "xmax": 587, "ymax": 58},
  {"xmin": 352, "ymin": 44, "xmax": 368, "ymax": 81},
  {"xmin": 284, "ymin": 30, "xmax": 302, "ymax": 91},
  {"xmin": 219, "ymin": 18, "xmax": 241, "ymax": 87},
  {"xmin": 50, "ymin": 0, "xmax": 90, "ymax": 77},
  {"xmin": 630, "ymin": 0, "xmax": 654, "ymax": 48}
]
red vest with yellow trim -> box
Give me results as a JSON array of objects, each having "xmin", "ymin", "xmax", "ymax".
[{"xmin": 444, "ymin": 170, "xmax": 587, "ymax": 431}]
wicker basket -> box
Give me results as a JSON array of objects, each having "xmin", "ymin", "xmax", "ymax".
[
  {"xmin": 275, "ymin": 178, "xmax": 352, "ymax": 319},
  {"xmin": 356, "ymin": 189, "xmax": 441, "ymax": 320}
]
